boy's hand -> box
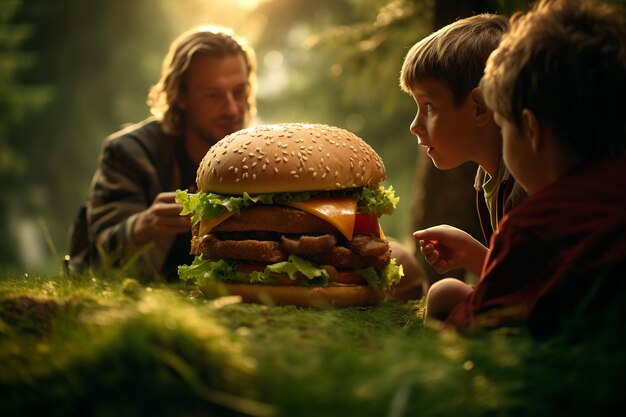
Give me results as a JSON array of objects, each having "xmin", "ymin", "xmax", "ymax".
[{"xmin": 413, "ymin": 225, "xmax": 487, "ymax": 276}]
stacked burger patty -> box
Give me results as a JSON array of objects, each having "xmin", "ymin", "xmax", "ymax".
[{"xmin": 192, "ymin": 204, "xmax": 391, "ymax": 275}]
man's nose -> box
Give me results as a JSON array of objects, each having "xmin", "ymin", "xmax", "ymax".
[{"xmin": 223, "ymin": 92, "xmax": 240, "ymax": 114}]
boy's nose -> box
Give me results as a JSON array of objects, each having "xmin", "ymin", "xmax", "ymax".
[{"xmin": 410, "ymin": 116, "xmax": 424, "ymax": 138}]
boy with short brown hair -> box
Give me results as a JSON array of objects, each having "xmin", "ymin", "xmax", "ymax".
[
  {"xmin": 400, "ymin": 14, "xmax": 527, "ymax": 280},
  {"xmin": 425, "ymin": 0, "xmax": 626, "ymax": 337}
]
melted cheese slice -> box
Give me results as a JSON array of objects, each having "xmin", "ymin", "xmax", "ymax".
[
  {"xmin": 199, "ymin": 211, "xmax": 236, "ymax": 236},
  {"xmin": 285, "ymin": 197, "xmax": 357, "ymax": 240},
  {"xmin": 198, "ymin": 197, "xmax": 386, "ymax": 241}
]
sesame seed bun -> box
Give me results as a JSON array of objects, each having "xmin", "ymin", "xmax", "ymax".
[{"xmin": 197, "ymin": 123, "xmax": 387, "ymax": 194}]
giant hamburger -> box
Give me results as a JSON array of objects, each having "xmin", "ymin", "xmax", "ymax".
[{"xmin": 177, "ymin": 123, "xmax": 403, "ymax": 307}]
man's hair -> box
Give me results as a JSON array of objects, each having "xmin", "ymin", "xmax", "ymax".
[
  {"xmin": 400, "ymin": 14, "xmax": 509, "ymax": 107},
  {"xmin": 481, "ymin": 0, "xmax": 626, "ymax": 159},
  {"xmin": 147, "ymin": 25, "xmax": 257, "ymax": 136}
]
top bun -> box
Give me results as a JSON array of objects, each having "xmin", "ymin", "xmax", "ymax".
[{"xmin": 197, "ymin": 123, "xmax": 387, "ymax": 194}]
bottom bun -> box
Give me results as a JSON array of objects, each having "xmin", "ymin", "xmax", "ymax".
[{"xmin": 199, "ymin": 282, "xmax": 385, "ymax": 308}]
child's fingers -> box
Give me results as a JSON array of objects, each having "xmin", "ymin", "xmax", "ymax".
[
  {"xmin": 421, "ymin": 242, "xmax": 434, "ymax": 254},
  {"xmin": 425, "ymin": 248, "xmax": 440, "ymax": 265}
]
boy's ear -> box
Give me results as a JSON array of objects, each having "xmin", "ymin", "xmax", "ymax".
[
  {"xmin": 470, "ymin": 87, "xmax": 492, "ymax": 127},
  {"xmin": 521, "ymin": 109, "xmax": 543, "ymax": 153}
]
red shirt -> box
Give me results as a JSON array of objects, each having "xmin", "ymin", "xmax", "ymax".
[{"xmin": 448, "ymin": 157, "xmax": 626, "ymax": 335}]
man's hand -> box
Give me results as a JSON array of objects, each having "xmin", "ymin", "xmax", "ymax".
[
  {"xmin": 133, "ymin": 191, "xmax": 192, "ymax": 244},
  {"xmin": 413, "ymin": 225, "xmax": 487, "ymax": 276}
]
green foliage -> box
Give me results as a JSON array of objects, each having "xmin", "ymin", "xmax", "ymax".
[
  {"xmin": 1, "ymin": 273, "xmax": 624, "ymax": 417},
  {"xmin": 3, "ymin": 0, "xmax": 179, "ymax": 270},
  {"xmin": 0, "ymin": 0, "xmax": 51, "ymax": 267}
]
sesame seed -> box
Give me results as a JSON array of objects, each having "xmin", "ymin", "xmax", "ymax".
[{"xmin": 274, "ymin": 167, "xmax": 279, "ymax": 173}]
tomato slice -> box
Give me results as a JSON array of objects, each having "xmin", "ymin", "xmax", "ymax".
[
  {"xmin": 353, "ymin": 213, "xmax": 379, "ymax": 236},
  {"xmin": 322, "ymin": 265, "xmax": 367, "ymax": 285}
]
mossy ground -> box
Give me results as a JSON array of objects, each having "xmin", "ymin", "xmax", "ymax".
[{"xmin": 0, "ymin": 272, "xmax": 623, "ymax": 417}]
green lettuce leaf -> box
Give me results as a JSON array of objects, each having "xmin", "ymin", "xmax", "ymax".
[
  {"xmin": 357, "ymin": 185, "xmax": 400, "ymax": 216},
  {"xmin": 355, "ymin": 258, "xmax": 404, "ymax": 290},
  {"xmin": 178, "ymin": 257, "xmax": 238, "ymax": 287},
  {"xmin": 179, "ymin": 255, "xmax": 403, "ymax": 290},
  {"xmin": 175, "ymin": 185, "xmax": 399, "ymax": 225}
]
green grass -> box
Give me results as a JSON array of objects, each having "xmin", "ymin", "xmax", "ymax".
[{"xmin": 1, "ymin": 272, "xmax": 624, "ymax": 417}]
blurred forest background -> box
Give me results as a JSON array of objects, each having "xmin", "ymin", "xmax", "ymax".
[{"xmin": 2, "ymin": 0, "xmax": 621, "ymax": 275}]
